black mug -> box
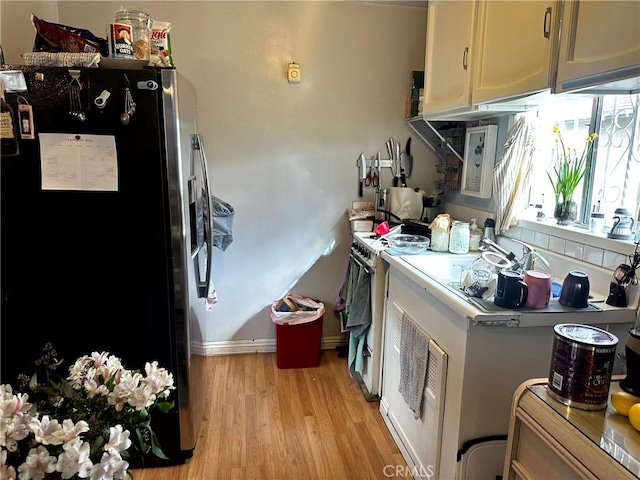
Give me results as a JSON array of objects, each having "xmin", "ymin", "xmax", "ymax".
[
  {"xmin": 559, "ymin": 270, "xmax": 590, "ymax": 308},
  {"xmin": 494, "ymin": 270, "xmax": 529, "ymax": 309}
]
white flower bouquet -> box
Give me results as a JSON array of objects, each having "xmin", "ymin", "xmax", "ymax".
[{"xmin": 0, "ymin": 344, "xmax": 175, "ymax": 480}]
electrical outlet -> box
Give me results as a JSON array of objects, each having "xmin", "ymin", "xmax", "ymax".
[{"xmin": 287, "ymin": 63, "xmax": 301, "ymax": 84}]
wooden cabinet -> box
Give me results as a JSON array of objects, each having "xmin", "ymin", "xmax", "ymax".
[
  {"xmin": 422, "ymin": 0, "xmax": 476, "ymax": 117},
  {"xmin": 556, "ymin": 0, "xmax": 640, "ymax": 93},
  {"xmin": 504, "ymin": 379, "xmax": 640, "ymax": 480},
  {"xmin": 423, "ymin": 0, "xmax": 560, "ymax": 120},
  {"xmin": 422, "ymin": 0, "xmax": 640, "ymax": 120},
  {"xmin": 473, "ymin": 1, "xmax": 558, "ymax": 104}
]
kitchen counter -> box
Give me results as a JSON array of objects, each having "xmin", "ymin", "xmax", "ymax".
[
  {"xmin": 378, "ymin": 248, "xmax": 635, "ymax": 479},
  {"xmin": 504, "ymin": 376, "xmax": 640, "ymax": 479},
  {"xmin": 381, "ymin": 249, "xmax": 637, "ymax": 328}
]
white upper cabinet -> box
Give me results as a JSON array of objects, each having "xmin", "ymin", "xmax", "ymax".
[
  {"xmin": 423, "ymin": 0, "xmax": 476, "ymax": 117},
  {"xmin": 473, "ymin": 1, "xmax": 559, "ymax": 104},
  {"xmin": 556, "ymin": 0, "xmax": 640, "ymax": 93},
  {"xmin": 421, "ymin": 0, "xmax": 640, "ymax": 120}
]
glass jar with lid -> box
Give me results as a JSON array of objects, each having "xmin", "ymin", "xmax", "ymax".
[
  {"xmin": 115, "ymin": 8, "xmax": 152, "ymax": 61},
  {"xmin": 449, "ymin": 220, "xmax": 470, "ymax": 254}
]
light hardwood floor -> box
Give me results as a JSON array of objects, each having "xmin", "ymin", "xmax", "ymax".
[{"xmin": 131, "ymin": 349, "xmax": 411, "ymax": 480}]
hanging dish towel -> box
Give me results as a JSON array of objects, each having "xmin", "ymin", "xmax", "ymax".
[
  {"xmin": 346, "ymin": 260, "xmax": 372, "ymax": 376},
  {"xmin": 398, "ymin": 313, "xmax": 429, "ymax": 419}
]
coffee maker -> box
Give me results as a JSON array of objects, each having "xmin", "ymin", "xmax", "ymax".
[{"xmin": 606, "ymin": 243, "xmax": 640, "ymax": 307}]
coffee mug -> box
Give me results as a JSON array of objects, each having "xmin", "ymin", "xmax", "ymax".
[
  {"xmin": 494, "ymin": 270, "xmax": 529, "ymax": 309},
  {"xmin": 524, "ymin": 270, "xmax": 552, "ymax": 309},
  {"xmin": 559, "ymin": 270, "xmax": 590, "ymax": 308}
]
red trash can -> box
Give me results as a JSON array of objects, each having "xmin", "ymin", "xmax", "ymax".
[
  {"xmin": 275, "ymin": 315, "xmax": 323, "ymax": 369},
  {"xmin": 271, "ymin": 294, "xmax": 325, "ymax": 369}
]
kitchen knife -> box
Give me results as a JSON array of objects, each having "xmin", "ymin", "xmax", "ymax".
[
  {"xmin": 358, "ymin": 153, "xmax": 366, "ymax": 197},
  {"xmin": 403, "ymin": 137, "xmax": 413, "ymax": 178},
  {"xmin": 394, "ymin": 140, "xmax": 402, "ymax": 186},
  {"xmin": 399, "ymin": 152, "xmax": 407, "ymax": 187}
]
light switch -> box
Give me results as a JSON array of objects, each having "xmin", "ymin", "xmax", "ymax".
[{"xmin": 287, "ymin": 63, "xmax": 301, "ymax": 84}]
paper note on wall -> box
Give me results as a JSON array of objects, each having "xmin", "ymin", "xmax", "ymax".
[{"xmin": 40, "ymin": 133, "xmax": 118, "ymax": 191}]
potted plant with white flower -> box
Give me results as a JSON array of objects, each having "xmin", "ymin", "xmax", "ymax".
[{"xmin": 0, "ymin": 344, "xmax": 175, "ymax": 480}]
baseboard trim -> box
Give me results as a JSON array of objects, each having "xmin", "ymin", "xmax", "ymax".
[{"xmin": 192, "ymin": 335, "xmax": 347, "ymax": 356}]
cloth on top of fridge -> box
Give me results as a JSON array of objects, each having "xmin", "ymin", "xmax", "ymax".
[
  {"xmin": 210, "ymin": 195, "xmax": 235, "ymax": 251},
  {"xmin": 345, "ymin": 258, "xmax": 372, "ymax": 377},
  {"xmin": 398, "ymin": 312, "xmax": 429, "ymax": 419}
]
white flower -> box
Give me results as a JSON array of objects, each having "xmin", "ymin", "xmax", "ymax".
[
  {"xmin": 17, "ymin": 445, "xmax": 56, "ymax": 480},
  {"xmin": 1, "ymin": 449, "xmax": 17, "ymax": 480},
  {"xmin": 127, "ymin": 384, "xmax": 156, "ymax": 411},
  {"xmin": 0, "ymin": 387, "xmax": 33, "ymax": 451},
  {"xmin": 29, "ymin": 416, "xmax": 67, "ymax": 446},
  {"xmin": 55, "ymin": 437, "xmax": 93, "ymax": 479},
  {"xmin": 143, "ymin": 362, "xmax": 175, "ymax": 398},
  {"xmin": 2, "ymin": 350, "xmax": 174, "ymax": 479},
  {"xmin": 103, "ymin": 425, "xmax": 131, "ymax": 454},
  {"xmin": 2, "ymin": 415, "xmax": 32, "ymax": 452},
  {"xmin": 88, "ymin": 451, "xmax": 128, "ymax": 480}
]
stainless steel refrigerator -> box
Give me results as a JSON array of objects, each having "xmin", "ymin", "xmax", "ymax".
[{"xmin": 0, "ymin": 64, "xmax": 212, "ymax": 467}]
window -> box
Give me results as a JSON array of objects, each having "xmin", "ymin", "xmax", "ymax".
[{"xmin": 527, "ymin": 93, "xmax": 640, "ymax": 231}]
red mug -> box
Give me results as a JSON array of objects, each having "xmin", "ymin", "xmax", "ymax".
[{"xmin": 524, "ymin": 270, "xmax": 552, "ymax": 309}]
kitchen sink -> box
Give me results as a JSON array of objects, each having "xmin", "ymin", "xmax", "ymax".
[{"xmin": 399, "ymin": 252, "xmax": 480, "ymax": 286}]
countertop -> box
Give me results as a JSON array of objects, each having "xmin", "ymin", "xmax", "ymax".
[
  {"xmin": 381, "ymin": 250, "xmax": 637, "ymax": 328},
  {"xmin": 525, "ymin": 377, "xmax": 640, "ymax": 478}
]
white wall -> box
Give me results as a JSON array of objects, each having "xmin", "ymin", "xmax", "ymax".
[{"xmin": 1, "ymin": 1, "xmax": 433, "ymax": 349}]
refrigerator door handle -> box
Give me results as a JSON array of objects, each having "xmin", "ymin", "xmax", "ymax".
[{"xmin": 193, "ymin": 133, "xmax": 213, "ymax": 298}]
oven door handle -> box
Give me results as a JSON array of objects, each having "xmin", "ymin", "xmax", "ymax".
[{"xmin": 350, "ymin": 252, "xmax": 374, "ymax": 275}]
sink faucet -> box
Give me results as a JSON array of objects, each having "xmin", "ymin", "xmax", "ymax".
[
  {"xmin": 511, "ymin": 239, "xmax": 536, "ymax": 271},
  {"xmin": 479, "ymin": 237, "xmax": 544, "ymax": 273}
]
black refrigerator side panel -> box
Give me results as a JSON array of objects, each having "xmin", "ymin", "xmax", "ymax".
[{"xmin": 0, "ymin": 66, "xmax": 182, "ymax": 466}]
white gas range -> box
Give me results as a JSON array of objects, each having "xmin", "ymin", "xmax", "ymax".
[{"xmin": 349, "ymin": 232, "xmax": 389, "ymax": 400}]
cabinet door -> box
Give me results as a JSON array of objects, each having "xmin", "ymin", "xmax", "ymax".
[
  {"xmin": 556, "ymin": 0, "xmax": 640, "ymax": 93},
  {"xmin": 473, "ymin": 1, "xmax": 558, "ymax": 104},
  {"xmin": 423, "ymin": 0, "xmax": 476, "ymax": 117}
]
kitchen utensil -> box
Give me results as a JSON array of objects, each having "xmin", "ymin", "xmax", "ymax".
[
  {"xmin": 121, "ymin": 74, "xmax": 136, "ymax": 126},
  {"xmin": 608, "ymin": 207, "xmax": 635, "ymax": 240},
  {"xmin": 559, "ymin": 270, "xmax": 590, "ymax": 308},
  {"xmin": 524, "ymin": 270, "xmax": 552, "ymax": 309},
  {"xmin": 386, "ymin": 233, "xmax": 430, "ymax": 255},
  {"xmin": 394, "ymin": 140, "xmax": 402, "ymax": 187},
  {"xmin": 461, "ymin": 256, "xmax": 495, "ymax": 298},
  {"xmin": 374, "ymin": 221, "xmax": 390, "ymax": 236},
  {"xmin": 606, "ymin": 264, "xmax": 633, "ymax": 307},
  {"xmin": 68, "ymin": 70, "xmax": 85, "ymax": 122},
  {"xmin": 482, "ymin": 218, "xmax": 496, "ymax": 243},
  {"xmin": 365, "ymin": 162, "xmax": 378, "ymax": 187},
  {"xmin": 494, "ymin": 270, "xmax": 528, "ymax": 309},
  {"xmin": 402, "ymin": 137, "xmax": 413, "ymax": 178},
  {"xmin": 357, "ymin": 152, "xmax": 366, "ymax": 197}
]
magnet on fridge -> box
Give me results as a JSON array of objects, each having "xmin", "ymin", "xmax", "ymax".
[
  {"xmin": 137, "ymin": 80, "xmax": 158, "ymax": 91},
  {"xmin": 94, "ymin": 90, "xmax": 111, "ymax": 109},
  {"xmin": 17, "ymin": 98, "xmax": 35, "ymax": 140}
]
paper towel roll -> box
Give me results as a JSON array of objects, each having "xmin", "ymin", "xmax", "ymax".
[{"xmin": 389, "ymin": 187, "xmax": 423, "ymax": 220}]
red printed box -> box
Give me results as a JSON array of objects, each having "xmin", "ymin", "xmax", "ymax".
[{"xmin": 109, "ymin": 23, "xmax": 134, "ymax": 59}]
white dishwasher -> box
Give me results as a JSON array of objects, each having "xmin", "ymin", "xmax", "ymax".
[{"xmin": 380, "ymin": 300, "xmax": 448, "ymax": 479}]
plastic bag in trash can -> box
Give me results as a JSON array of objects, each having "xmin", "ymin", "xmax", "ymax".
[{"xmin": 270, "ymin": 293, "xmax": 325, "ymax": 325}]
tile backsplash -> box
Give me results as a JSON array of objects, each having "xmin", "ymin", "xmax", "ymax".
[{"xmin": 446, "ymin": 203, "xmax": 635, "ymax": 271}]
